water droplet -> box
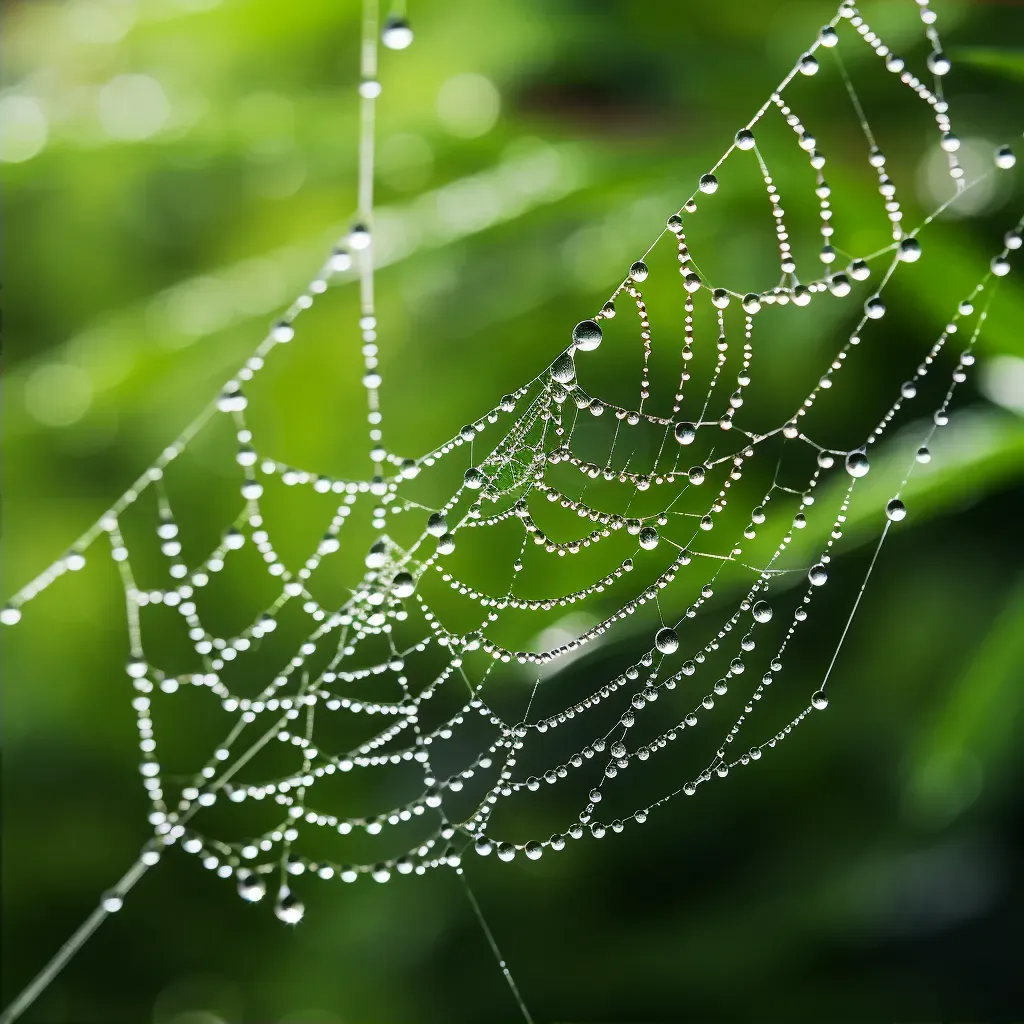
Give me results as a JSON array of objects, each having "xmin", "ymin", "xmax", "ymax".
[
  {"xmin": 683, "ymin": 272, "xmax": 702, "ymax": 293},
  {"xmin": 735, "ymin": 129, "xmax": 756, "ymax": 150},
  {"xmin": 392, "ymin": 571, "xmax": 415, "ymax": 598},
  {"xmin": 898, "ymin": 237, "xmax": 921, "ymax": 262},
  {"xmin": 688, "ymin": 466, "xmax": 706, "ymax": 485},
  {"xmin": 475, "ymin": 837, "xmax": 493, "ymax": 856},
  {"xmin": 991, "ymin": 256, "xmax": 1011, "ymax": 277},
  {"xmin": 711, "ymin": 288, "xmax": 730, "ymax": 309},
  {"xmin": 819, "ymin": 25, "xmax": 839, "ymax": 47},
  {"xmin": 940, "ymin": 132, "xmax": 961, "ymax": 153},
  {"xmin": 275, "ymin": 890, "xmax": 305, "ymax": 924},
  {"xmin": 638, "ymin": 526, "xmax": 659, "ymax": 551},
  {"xmin": 845, "ymin": 451, "xmax": 870, "ymax": 478},
  {"xmin": 630, "ymin": 261, "xmax": 649, "ymax": 282},
  {"xmin": 655, "ymin": 627, "xmax": 679, "ymax": 654},
  {"xmin": 885, "ymin": 498, "xmax": 907, "ymax": 521},
  {"xmin": 849, "ymin": 259, "xmax": 870, "ymax": 281},
  {"xmin": 550, "ymin": 351, "xmax": 576, "ymax": 384},
  {"xmin": 799, "ymin": 53, "xmax": 819, "ymax": 75},
  {"xmin": 381, "ymin": 16, "xmax": 414, "ymax": 49},
  {"xmin": 426, "ymin": 512, "xmax": 448, "ymax": 536},
  {"xmin": 497, "ymin": 843, "xmax": 516, "ymax": 862},
  {"xmin": 916, "ymin": 446, "xmax": 931, "ymax": 463},
  {"xmin": 864, "ymin": 296, "xmax": 886, "ymax": 319},
  {"xmin": 667, "ymin": 214, "xmax": 683, "ymax": 232},
  {"xmin": 742, "ymin": 293, "xmax": 761, "ymax": 313},
  {"xmin": 808, "ymin": 564, "xmax": 828, "ymax": 587},
  {"xmin": 237, "ymin": 872, "xmax": 266, "ymax": 903},
  {"xmin": 699, "ymin": 173, "xmax": 719, "ymax": 194},
  {"xmin": 524, "ymin": 841, "xmax": 543, "ymax": 861},
  {"xmin": 752, "ymin": 601, "xmax": 773, "ymax": 624},
  {"xmin": 927, "ymin": 50, "xmax": 951, "ymax": 76},
  {"xmin": 995, "ymin": 146, "xmax": 1016, "ymax": 170},
  {"xmin": 811, "ymin": 691, "xmax": 829, "ymax": 710},
  {"xmin": 828, "ymin": 273, "xmax": 851, "ymax": 297},
  {"xmin": 674, "ymin": 421, "xmax": 696, "ymax": 445},
  {"xmin": 464, "ymin": 467, "xmax": 485, "ymax": 490},
  {"xmin": 1, "ymin": 606, "xmax": 22, "ymax": 626}
]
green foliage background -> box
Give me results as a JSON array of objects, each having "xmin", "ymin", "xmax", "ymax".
[{"xmin": 3, "ymin": 0, "xmax": 1023, "ymax": 1021}]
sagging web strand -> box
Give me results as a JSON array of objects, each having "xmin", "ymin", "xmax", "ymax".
[{"xmin": 2, "ymin": 1, "xmax": 1020, "ymax": 1022}]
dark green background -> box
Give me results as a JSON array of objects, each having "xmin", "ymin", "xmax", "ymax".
[{"xmin": 4, "ymin": 0, "xmax": 1024, "ymax": 1021}]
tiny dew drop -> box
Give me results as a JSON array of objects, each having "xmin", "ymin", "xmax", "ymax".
[
  {"xmin": 811, "ymin": 691, "xmax": 829, "ymax": 711},
  {"xmin": 381, "ymin": 16, "xmax": 414, "ymax": 49},
  {"xmin": 916, "ymin": 446, "xmax": 932, "ymax": 463}
]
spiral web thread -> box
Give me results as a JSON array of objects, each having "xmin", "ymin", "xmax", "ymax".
[{"xmin": 2, "ymin": 1, "xmax": 1021, "ymax": 1021}]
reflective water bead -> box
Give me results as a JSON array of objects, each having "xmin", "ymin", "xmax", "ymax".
[
  {"xmin": 437, "ymin": 533, "xmax": 456, "ymax": 555},
  {"xmin": 381, "ymin": 16, "xmax": 414, "ymax": 49},
  {"xmin": 524, "ymin": 841, "xmax": 543, "ymax": 861},
  {"xmin": 811, "ymin": 690, "xmax": 829, "ymax": 710},
  {"xmin": 392, "ymin": 572, "xmax": 416, "ymax": 598},
  {"xmin": 885, "ymin": 498, "xmax": 907, "ymax": 521},
  {"xmin": 991, "ymin": 256, "xmax": 1011, "ymax": 277},
  {"xmin": 1, "ymin": 606, "xmax": 22, "ymax": 626},
  {"xmin": 688, "ymin": 466, "xmax": 706, "ymax": 485},
  {"xmin": 464, "ymin": 467, "xmax": 486, "ymax": 490},
  {"xmin": 940, "ymin": 132, "xmax": 961, "ymax": 153},
  {"xmin": 550, "ymin": 351, "xmax": 576, "ymax": 384},
  {"xmin": 638, "ymin": 527, "xmax": 660, "ymax": 551},
  {"xmin": 752, "ymin": 601, "xmax": 773, "ymax": 624},
  {"xmin": 496, "ymin": 843, "xmax": 515, "ymax": 862},
  {"xmin": 630, "ymin": 261, "xmax": 649, "ymax": 282},
  {"xmin": 500, "ymin": 394, "xmax": 517, "ymax": 412},
  {"xmin": 817, "ymin": 452, "xmax": 835, "ymax": 469},
  {"xmin": 655, "ymin": 627, "xmax": 679, "ymax": 654},
  {"xmin": 799, "ymin": 53, "xmax": 819, "ymax": 75},
  {"xmin": 828, "ymin": 273, "xmax": 851, "ymax": 297},
  {"xmin": 742, "ymin": 293, "xmax": 761, "ymax": 313},
  {"xmin": 819, "ymin": 25, "xmax": 839, "ymax": 46},
  {"xmin": 699, "ymin": 173, "xmax": 719, "ymax": 194},
  {"xmin": 667, "ymin": 214, "xmax": 683, "ymax": 232},
  {"xmin": 927, "ymin": 50, "xmax": 951, "ymax": 75},
  {"xmin": 735, "ymin": 129, "xmax": 755, "ymax": 150},
  {"xmin": 683, "ymin": 272, "xmax": 702, "ymax": 293},
  {"xmin": 808, "ymin": 564, "xmax": 828, "ymax": 586},
  {"xmin": 237, "ymin": 872, "xmax": 266, "ymax": 903},
  {"xmin": 898, "ymin": 237, "xmax": 922, "ymax": 262},
  {"xmin": 426, "ymin": 512, "xmax": 448, "ymax": 536},
  {"xmin": 274, "ymin": 890, "xmax": 305, "ymax": 924},
  {"xmin": 348, "ymin": 224, "xmax": 372, "ymax": 250},
  {"xmin": 712, "ymin": 288, "xmax": 730, "ymax": 309},
  {"xmin": 475, "ymin": 837, "xmax": 493, "ymax": 856},
  {"xmin": 849, "ymin": 259, "xmax": 870, "ymax": 281},
  {"xmin": 864, "ymin": 296, "xmax": 886, "ymax": 319},
  {"xmin": 995, "ymin": 146, "xmax": 1016, "ymax": 170},
  {"xmin": 845, "ymin": 451, "xmax": 870, "ymax": 477},
  {"xmin": 674, "ymin": 421, "xmax": 696, "ymax": 445},
  {"xmin": 916, "ymin": 446, "xmax": 932, "ymax": 463}
]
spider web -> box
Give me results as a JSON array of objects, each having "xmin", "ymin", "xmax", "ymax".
[{"xmin": 2, "ymin": 0, "xmax": 1021, "ymax": 1020}]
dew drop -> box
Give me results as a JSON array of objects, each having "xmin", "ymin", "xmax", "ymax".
[
  {"xmin": 699, "ymin": 173, "xmax": 719, "ymax": 194},
  {"xmin": 995, "ymin": 146, "xmax": 1016, "ymax": 170},
  {"xmin": 885, "ymin": 498, "xmax": 907, "ymax": 521},
  {"xmin": 655, "ymin": 627, "xmax": 679, "ymax": 654},
  {"xmin": 811, "ymin": 690, "xmax": 829, "ymax": 710},
  {"xmin": 674, "ymin": 421, "xmax": 696, "ymax": 445},
  {"xmin": 916, "ymin": 446, "xmax": 931, "ymax": 463},
  {"xmin": 688, "ymin": 466, "xmax": 706, "ymax": 486},
  {"xmin": 630, "ymin": 261, "xmax": 649, "ymax": 282},
  {"xmin": 845, "ymin": 451, "xmax": 870, "ymax": 478},
  {"xmin": 808, "ymin": 564, "xmax": 828, "ymax": 587},
  {"xmin": 381, "ymin": 16, "xmax": 414, "ymax": 49},
  {"xmin": 752, "ymin": 601, "xmax": 773, "ymax": 624},
  {"xmin": 550, "ymin": 351, "xmax": 576, "ymax": 384},
  {"xmin": 799, "ymin": 53, "xmax": 819, "ymax": 75},
  {"xmin": 638, "ymin": 526, "xmax": 660, "ymax": 551},
  {"xmin": 735, "ymin": 129, "xmax": 756, "ymax": 150},
  {"xmin": 898, "ymin": 237, "xmax": 921, "ymax": 262}
]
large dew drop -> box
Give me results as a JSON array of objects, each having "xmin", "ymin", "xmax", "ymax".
[
  {"xmin": 845, "ymin": 451, "xmax": 870, "ymax": 478},
  {"xmin": 885, "ymin": 498, "xmax": 907, "ymax": 521},
  {"xmin": 550, "ymin": 351, "xmax": 576, "ymax": 384},
  {"xmin": 655, "ymin": 627, "xmax": 679, "ymax": 654},
  {"xmin": 674, "ymin": 421, "xmax": 696, "ymax": 445},
  {"xmin": 752, "ymin": 601, "xmax": 773, "ymax": 624},
  {"xmin": 808, "ymin": 563, "xmax": 828, "ymax": 586},
  {"xmin": 572, "ymin": 319, "xmax": 603, "ymax": 351}
]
